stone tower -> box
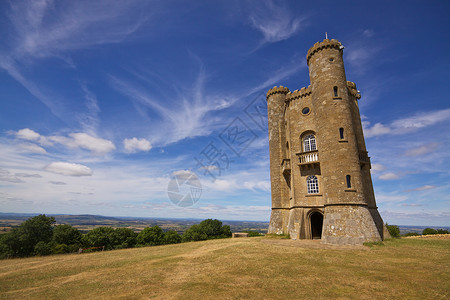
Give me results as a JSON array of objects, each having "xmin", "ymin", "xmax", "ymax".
[{"xmin": 266, "ymin": 39, "xmax": 389, "ymax": 245}]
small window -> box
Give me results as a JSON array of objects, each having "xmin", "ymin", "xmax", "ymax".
[
  {"xmin": 302, "ymin": 107, "xmax": 310, "ymax": 115},
  {"xmin": 286, "ymin": 141, "xmax": 289, "ymax": 150},
  {"xmin": 329, "ymin": 58, "xmax": 334, "ymax": 62},
  {"xmin": 303, "ymin": 134, "xmax": 317, "ymax": 152},
  {"xmin": 346, "ymin": 175, "xmax": 351, "ymax": 188},
  {"xmin": 339, "ymin": 128, "xmax": 344, "ymax": 139},
  {"xmin": 333, "ymin": 86, "xmax": 339, "ymax": 97},
  {"xmin": 307, "ymin": 175, "xmax": 319, "ymax": 194}
]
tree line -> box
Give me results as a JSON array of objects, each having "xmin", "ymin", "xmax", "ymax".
[{"xmin": 0, "ymin": 215, "xmax": 232, "ymax": 259}]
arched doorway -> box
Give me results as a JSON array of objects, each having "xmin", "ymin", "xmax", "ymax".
[{"xmin": 310, "ymin": 212, "xmax": 323, "ymax": 239}]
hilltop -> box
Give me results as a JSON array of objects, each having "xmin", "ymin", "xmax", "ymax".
[{"xmin": 1, "ymin": 236, "xmax": 449, "ymax": 299}]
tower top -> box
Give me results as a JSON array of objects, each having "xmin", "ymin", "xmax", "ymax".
[{"xmin": 306, "ymin": 39, "xmax": 343, "ymax": 65}]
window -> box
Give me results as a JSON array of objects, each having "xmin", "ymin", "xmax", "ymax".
[
  {"xmin": 307, "ymin": 175, "xmax": 319, "ymax": 194},
  {"xmin": 346, "ymin": 175, "xmax": 351, "ymax": 188},
  {"xmin": 303, "ymin": 134, "xmax": 317, "ymax": 152},
  {"xmin": 339, "ymin": 127, "xmax": 344, "ymax": 139},
  {"xmin": 302, "ymin": 107, "xmax": 310, "ymax": 115},
  {"xmin": 333, "ymin": 86, "xmax": 338, "ymax": 97}
]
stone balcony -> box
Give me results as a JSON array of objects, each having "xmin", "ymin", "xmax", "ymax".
[
  {"xmin": 296, "ymin": 150, "xmax": 319, "ymax": 168},
  {"xmin": 359, "ymin": 151, "xmax": 371, "ymax": 166},
  {"xmin": 281, "ymin": 158, "xmax": 291, "ymax": 175}
]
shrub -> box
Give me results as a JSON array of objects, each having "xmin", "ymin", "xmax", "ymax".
[
  {"xmin": 164, "ymin": 230, "xmax": 182, "ymax": 244},
  {"xmin": 182, "ymin": 224, "xmax": 208, "ymax": 242},
  {"xmin": 402, "ymin": 232, "xmax": 419, "ymax": 237},
  {"xmin": 386, "ymin": 223, "xmax": 400, "ymax": 238},
  {"xmin": 84, "ymin": 227, "xmax": 116, "ymax": 250},
  {"xmin": 243, "ymin": 231, "xmax": 262, "ymax": 237},
  {"xmin": 34, "ymin": 241, "xmax": 52, "ymax": 256},
  {"xmin": 137, "ymin": 226, "xmax": 164, "ymax": 246},
  {"xmin": 436, "ymin": 229, "xmax": 449, "ymax": 234},
  {"xmin": 114, "ymin": 228, "xmax": 137, "ymax": 248},
  {"xmin": 422, "ymin": 228, "xmax": 438, "ymax": 235}
]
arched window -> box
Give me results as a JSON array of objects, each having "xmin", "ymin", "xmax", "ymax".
[
  {"xmin": 303, "ymin": 134, "xmax": 317, "ymax": 152},
  {"xmin": 346, "ymin": 175, "xmax": 351, "ymax": 188},
  {"xmin": 339, "ymin": 128, "xmax": 344, "ymax": 139},
  {"xmin": 333, "ymin": 86, "xmax": 339, "ymax": 97},
  {"xmin": 307, "ymin": 175, "xmax": 319, "ymax": 194}
]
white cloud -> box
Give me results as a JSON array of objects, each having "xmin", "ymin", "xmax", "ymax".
[
  {"xmin": 405, "ymin": 143, "xmax": 439, "ymax": 156},
  {"xmin": 18, "ymin": 143, "xmax": 47, "ymax": 154},
  {"xmin": 0, "ymin": 168, "xmax": 24, "ymax": 183},
  {"xmin": 378, "ymin": 172, "xmax": 400, "ymax": 180},
  {"xmin": 243, "ymin": 181, "xmax": 271, "ymax": 192},
  {"xmin": 362, "ymin": 122, "xmax": 391, "ymax": 137},
  {"xmin": 123, "ymin": 137, "xmax": 152, "ymax": 153},
  {"xmin": 375, "ymin": 194, "xmax": 408, "ymax": 203},
  {"xmin": 69, "ymin": 133, "xmax": 115, "ymax": 154},
  {"xmin": 45, "ymin": 162, "xmax": 93, "ymax": 176},
  {"xmin": 249, "ymin": 0, "xmax": 305, "ymax": 43},
  {"xmin": 15, "ymin": 128, "xmax": 40, "ymax": 140},
  {"xmin": 405, "ymin": 185, "xmax": 437, "ymax": 192},
  {"xmin": 371, "ymin": 163, "xmax": 386, "ymax": 172},
  {"xmin": 363, "ymin": 108, "xmax": 450, "ymax": 138}
]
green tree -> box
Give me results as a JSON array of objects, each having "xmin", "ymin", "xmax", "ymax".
[
  {"xmin": 164, "ymin": 230, "xmax": 181, "ymax": 244},
  {"xmin": 52, "ymin": 224, "xmax": 82, "ymax": 246},
  {"xmin": 114, "ymin": 228, "xmax": 137, "ymax": 249},
  {"xmin": 34, "ymin": 241, "xmax": 52, "ymax": 256},
  {"xmin": 436, "ymin": 229, "xmax": 449, "ymax": 234},
  {"xmin": 422, "ymin": 228, "xmax": 438, "ymax": 235},
  {"xmin": 198, "ymin": 219, "xmax": 232, "ymax": 239},
  {"xmin": 0, "ymin": 214, "xmax": 55, "ymax": 257},
  {"xmin": 84, "ymin": 227, "xmax": 116, "ymax": 250},
  {"xmin": 386, "ymin": 223, "xmax": 400, "ymax": 238},
  {"xmin": 182, "ymin": 224, "xmax": 208, "ymax": 242},
  {"xmin": 137, "ymin": 226, "xmax": 164, "ymax": 246}
]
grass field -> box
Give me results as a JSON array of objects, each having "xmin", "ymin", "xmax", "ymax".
[{"xmin": 0, "ymin": 237, "xmax": 449, "ymax": 299}]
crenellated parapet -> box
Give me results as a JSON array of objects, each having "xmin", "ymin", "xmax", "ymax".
[
  {"xmin": 307, "ymin": 39, "xmax": 343, "ymax": 65},
  {"xmin": 286, "ymin": 85, "xmax": 312, "ymax": 102},
  {"xmin": 266, "ymin": 86, "xmax": 290, "ymax": 100},
  {"xmin": 347, "ymin": 81, "xmax": 361, "ymax": 99}
]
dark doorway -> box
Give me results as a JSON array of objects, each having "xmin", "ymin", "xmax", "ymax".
[{"xmin": 310, "ymin": 212, "xmax": 323, "ymax": 239}]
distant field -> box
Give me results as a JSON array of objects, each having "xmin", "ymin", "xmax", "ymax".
[
  {"xmin": 1, "ymin": 236, "xmax": 448, "ymax": 299},
  {"xmin": 0, "ymin": 213, "xmax": 269, "ymax": 234}
]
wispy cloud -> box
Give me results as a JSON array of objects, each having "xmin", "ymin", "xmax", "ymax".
[
  {"xmin": 363, "ymin": 108, "xmax": 450, "ymax": 138},
  {"xmin": 249, "ymin": 0, "xmax": 306, "ymax": 44},
  {"xmin": 45, "ymin": 162, "xmax": 93, "ymax": 177},
  {"xmin": 405, "ymin": 143, "xmax": 439, "ymax": 156},
  {"xmin": 378, "ymin": 172, "xmax": 401, "ymax": 180},
  {"xmin": 405, "ymin": 185, "xmax": 437, "ymax": 192}
]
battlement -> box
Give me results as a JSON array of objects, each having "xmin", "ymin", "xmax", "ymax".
[
  {"xmin": 266, "ymin": 86, "xmax": 290, "ymax": 99},
  {"xmin": 347, "ymin": 81, "xmax": 361, "ymax": 99},
  {"xmin": 307, "ymin": 39, "xmax": 343, "ymax": 65},
  {"xmin": 286, "ymin": 85, "xmax": 312, "ymax": 102}
]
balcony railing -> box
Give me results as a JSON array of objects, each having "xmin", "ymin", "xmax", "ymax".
[{"xmin": 296, "ymin": 150, "xmax": 319, "ymax": 165}]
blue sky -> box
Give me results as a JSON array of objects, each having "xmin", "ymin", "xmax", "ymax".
[{"xmin": 0, "ymin": 0, "xmax": 449, "ymax": 226}]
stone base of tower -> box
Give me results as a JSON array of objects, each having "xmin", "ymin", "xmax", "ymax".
[
  {"xmin": 321, "ymin": 205, "xmax": 382, "ymax": 245},
  {"xmin": 268, "ymin": 208, "xmax": 289, "ymax": 235}
]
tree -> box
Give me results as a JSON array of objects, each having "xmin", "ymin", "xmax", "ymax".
[
  {"xmin": 385, "ymin": 223, "xmax": 400, "ymax": 238},
  {"xmin": 34, "ymin": 241, "xmax": 52, "ymax": 256},
  {"xmin": 422, "ymin": 228, "xmax": 438, "ymax": 235},
  {"xmin": 198, "ymin": 219, "xmax": 232, "ymax": 239},
  {"xmin": 84, "ymin": 227, "xmax": 116, "ymax": 250},
  {"xmin": 52, "ymin": 224, "xmax": 82, "ymax": 245},
  {"xmin": 137, "ymin": 226, "xmax": 164, "ymax": 246},
  {"xmin": 114, "ymin": 228, "xmax": 137, "ymax": 249},
  {"xmin": 164, "ymin": 230, "xmax": 181, "ymax": 244},
  {"xmin": 0, "ymin": 214, "xmax": 55, "ymax": 257},
  {"xmin": 182, "ymin": 224, "xmax": 208, "ymax": 242}
]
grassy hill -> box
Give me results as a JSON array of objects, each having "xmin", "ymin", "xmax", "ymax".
[{"xmin": 1, "ymin": 236, "xmax": 449, "ymax": 299}]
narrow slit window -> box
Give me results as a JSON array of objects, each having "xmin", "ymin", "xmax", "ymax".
[
  {"xmin": 339, "ymin": 128, "xmax": 344, "ymax": 139},
  {"xmin": 307, "ymin": 175, "xmax": 319, "ymax": 194},
  {"xmin": 346, "ymin": 175, "xmax": 351, "ymax": 188},
  {"xmin": 333, "ymin": 86, "xmax": 338, "ymax": 97}
]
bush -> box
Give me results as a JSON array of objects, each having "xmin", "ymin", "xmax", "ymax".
[
  {"xmin": 164, "ymin": 230, "xmax": 182, "ymax": 244},
  {"xmin": 84, "ymin": 227, "xmax": 116, "ymax": 250},
  {"xmin": 182, "ymin": 224, "xmax": 208, "ymax": 242},
  {"xmin": 53, "ymin": 224, "xmax": 82, "ymax": 245},
  {"xmin": 243, "ymin": 231, "xmax": 262, "ymax": 237},
  {"xmin": 402, "ymin": 232, "xmax": 419, "ymax": 237},
  {"xmin": 386, "ymin": 223, "xmax": 400, "ymax": 238},
  {"xmin": 34, "ymin": 241, "xmax": 52, "ymax": 256},
  {"xmin": 422, "ymin": 228, "xmax": 438, "ymax": 235},
  {"xmin": 437, "ymin": 229, "xmax": 449, "ymax": 234},
  {"xmin": 137, "ymin": 226, "xmax": 164, "ymax": 246},
  {"xmin": 114, "ymin": 228, "xmax": 137, "ymax": 249}
]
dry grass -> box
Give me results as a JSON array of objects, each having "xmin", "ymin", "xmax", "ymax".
[{"xmin": 0, "ymin": 237, "xmax": 449, "ymax": 299}]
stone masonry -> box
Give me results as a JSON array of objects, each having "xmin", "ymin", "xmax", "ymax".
[{"xmin": 266, "ymin": 39, "xmax": 390, "ymax": 245}]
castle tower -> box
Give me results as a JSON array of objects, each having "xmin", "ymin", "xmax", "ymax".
[{"xmin": 266, "ymin": 39, "xmax": 389, "ymax": 245}]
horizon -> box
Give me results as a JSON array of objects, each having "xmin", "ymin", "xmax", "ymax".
[{"xmin": 0, "ymin": 1, "xmax": 449, "ymax": 226}]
